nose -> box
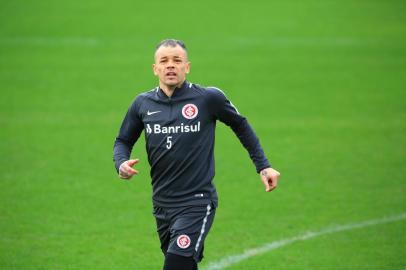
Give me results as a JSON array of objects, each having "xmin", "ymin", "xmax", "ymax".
[{"xmin": 165, "ymin": 60, "xmax": 175, "ymax": 69}]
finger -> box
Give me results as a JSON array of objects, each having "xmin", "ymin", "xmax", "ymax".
[
  {"xmin": 269, "ymin": 178, "xmax": 278, "ymax": 191},
  {"xmin": 120, "ymin": 160, "xmax": 138, "ymax": 173},
  {"xmin": 130, "ymin": 169, "xmax": 139, "ymax": 175},
  {"xmin": 119, "ymin": 170, "xmax": 130, "ymax": 179},
  {"xmin": 119, "ymin": 173, "xmax": 130, "ymax": 179},
  {"xmin": 261, "ymin": 176, "xmax": 271, "ymax": 192},
  {"xmin": 127, "ymin": 159, "xmax": 140, "ymax": 167},
  {"xmin": 119, "ymin": 167, "xmax": 137, "ymax": 179},
  {"xmin": 125, "ymin": 163, "xmax": 138, "ymax": 173},
  {"xmin": 124, "ymin": 166, "xmax": 138, "ymax": 175}
]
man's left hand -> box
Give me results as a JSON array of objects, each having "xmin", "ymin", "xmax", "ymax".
[{"xmin": 260, "ymin": 167, "xmax": 280, "ymax": 192}]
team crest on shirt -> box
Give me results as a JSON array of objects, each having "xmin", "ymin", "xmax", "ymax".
[
  {"xmin": 182, "ymin": 104, "xmax": 198, "ymax": 119},
  {"xmin": 176, "ymin": 234, "xmax": 191, "ymax": 249}
]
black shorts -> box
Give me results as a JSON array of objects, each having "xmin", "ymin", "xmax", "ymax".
[{"xmin": 153, "ymin": 202, "xmax": 216, "ymax": 263}]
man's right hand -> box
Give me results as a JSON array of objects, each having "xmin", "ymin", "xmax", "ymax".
[{"xmin": 118, "ymin": 159, "xmax": 139, "ymax": 180}]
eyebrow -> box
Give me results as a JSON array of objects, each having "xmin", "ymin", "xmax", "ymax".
[{"xmin": 159, "ymin": 55, "xmax": 183, "ymax": 60}]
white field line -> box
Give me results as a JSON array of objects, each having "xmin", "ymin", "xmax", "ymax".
[{"xmin": 202, "ymin": 213, "xmax": 406, "ymax": 270}]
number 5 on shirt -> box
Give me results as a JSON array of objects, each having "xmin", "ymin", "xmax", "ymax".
[{"xmin": 166, "ymin": 136, "xmax": 173, "ymax": 149}]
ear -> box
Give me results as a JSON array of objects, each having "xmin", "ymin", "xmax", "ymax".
[
  {"xmin": 152, "ymin": 63, "xmax": 158, "ymax": 76},
  {"xmin": 185, "ymin": 61, "xmax": 191, "ymax": 74}
]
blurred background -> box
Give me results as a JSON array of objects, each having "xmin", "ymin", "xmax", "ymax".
[{"xmin": 1, "ymin": 0, "xmax": 405, "ymax": 269}]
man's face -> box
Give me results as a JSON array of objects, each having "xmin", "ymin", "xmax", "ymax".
[{"xmin": 153, "ymin": 45, "xmax": 190, "ymax": 89}]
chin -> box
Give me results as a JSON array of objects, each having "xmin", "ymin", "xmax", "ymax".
[{"xmin": 164, "ymin": 80, "xmax": 180, "ymax": 87}]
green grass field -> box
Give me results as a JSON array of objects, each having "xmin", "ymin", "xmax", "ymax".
[{"xmin": 1, "ymin": 0, "xmax": 405, "ymax": 269}]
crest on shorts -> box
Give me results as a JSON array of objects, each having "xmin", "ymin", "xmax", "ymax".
[
  {"xmin": 182, "ymin": 104, "xmax": 198, "ymax": 119},
  {"xmin": 176, "ymin": 234, "xmax": 191, "ymax": 249}
]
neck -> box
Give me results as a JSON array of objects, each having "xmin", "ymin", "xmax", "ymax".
[{"xmin": 160, "ymin": 81, "xmax": 185, "ymax": 97}]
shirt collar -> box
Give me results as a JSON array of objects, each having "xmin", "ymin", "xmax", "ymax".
[{"xmin": 157, "ymin": 81, "xmax": 190, "ymax": 99}]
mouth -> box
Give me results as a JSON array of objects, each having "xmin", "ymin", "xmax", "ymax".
[{"xmin": 166, "ymin": 72, "xmax": 177, "ymax": 77}]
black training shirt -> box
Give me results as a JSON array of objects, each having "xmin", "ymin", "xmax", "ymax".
[{"xmin": 113, "ymin": 81, "xmax": 270, "ymax": 207}]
